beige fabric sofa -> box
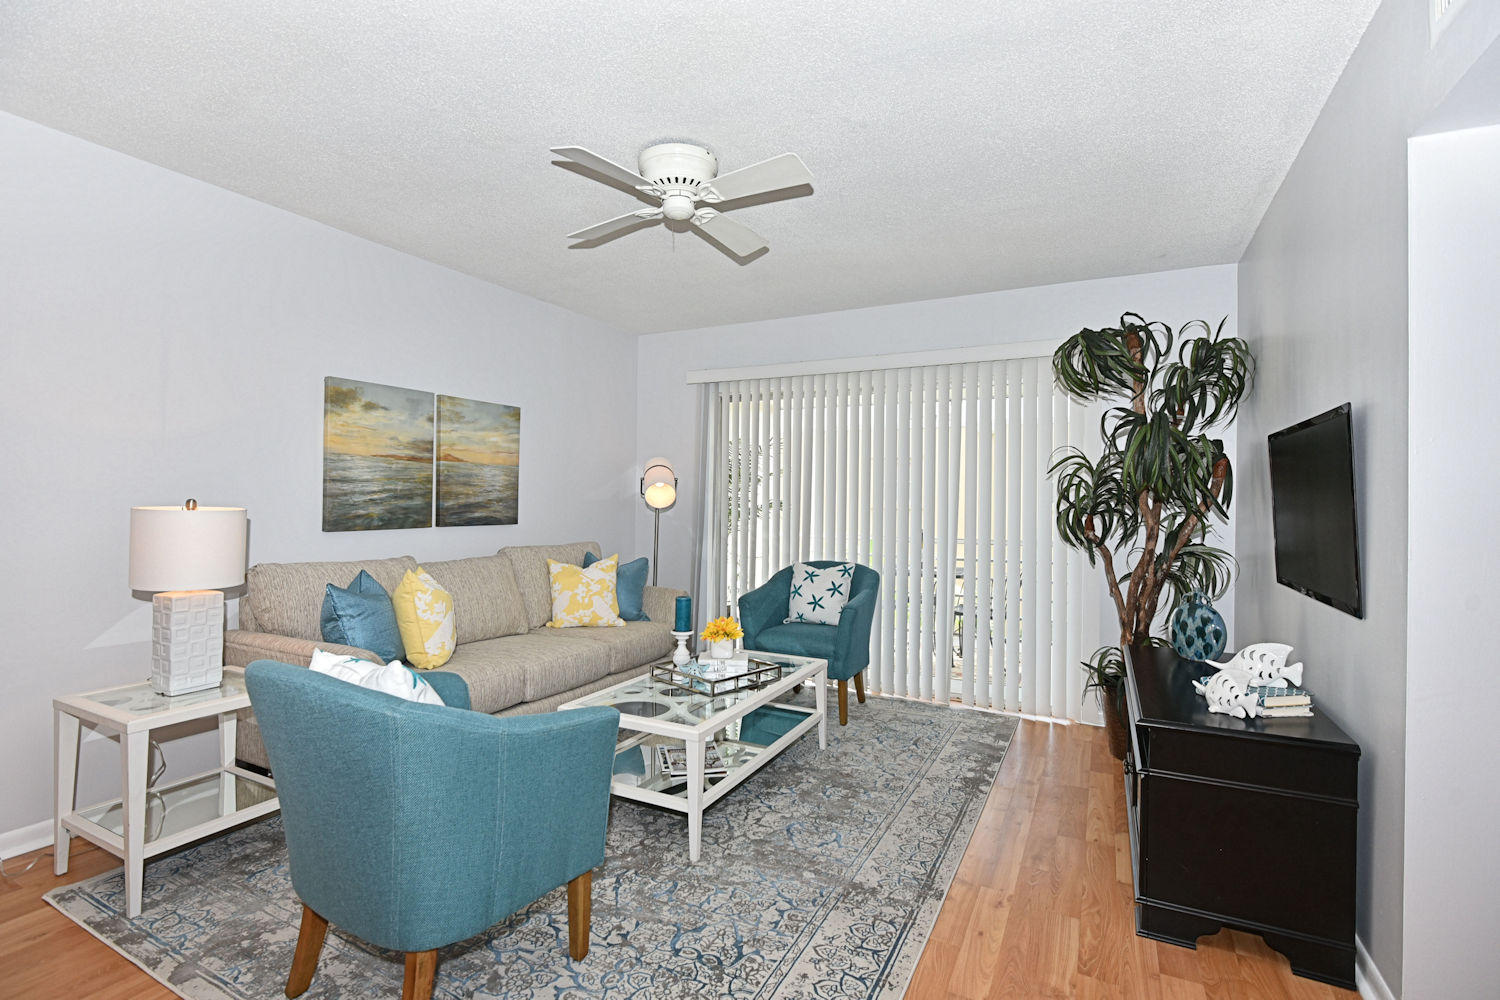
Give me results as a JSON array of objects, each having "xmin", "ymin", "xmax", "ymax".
[{"xmin": 226, "ymin": 540, "xmax": 685, "ymax": 770}]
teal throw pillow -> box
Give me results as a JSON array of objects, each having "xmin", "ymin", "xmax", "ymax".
[
  {"xmin": 320, "ymin": 570, "xmax": 404, "ymax": 663},
  {"xmin": 583, "ymin": 551, "xmax": 650, "ymax": 621}
]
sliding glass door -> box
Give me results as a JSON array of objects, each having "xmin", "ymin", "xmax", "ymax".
[{"xmin": 699, "ymin": 358, "xmax": 1091, "ymax": 720}]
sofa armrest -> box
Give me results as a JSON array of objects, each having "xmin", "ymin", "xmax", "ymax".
[
  {"xmin": 738, "ymin": 577, "xmax": 789, "ymax": 650},
  {"xmin": 225, "ymin": 630, "xmax": 381, "ymax": 669},
  {"xmin": 832, "ymin": 587, "xmax": 877, "ymax": 681},
  {"xmin": 641, "ymin": 585, "xmax": 689, "ymax": 627},
  {"xmin": 491, "ymin": 706, "xmax": 621, "ymax": 910}
]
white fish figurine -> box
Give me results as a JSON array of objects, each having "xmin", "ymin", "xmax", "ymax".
[
  {"xmin": 1192, "ymin": 667, "xmax": 1262, "ymax": 719},
  {"xmin": 1210, "ymin": 642, "xmax": 1304, "ymax": 689}
]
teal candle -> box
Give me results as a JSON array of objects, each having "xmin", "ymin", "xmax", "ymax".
[{"xmin": 675, "ymin": 595, "xmax": 692, "ymax": 632}]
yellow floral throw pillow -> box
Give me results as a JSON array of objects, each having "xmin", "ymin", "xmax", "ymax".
[
  {"xmin": 546, "ymin": 555, "xmax": 626, "ymax": 628},
  {"xmin": 392, "ymin": 567, "xmax": 456, "ymax": 669}
]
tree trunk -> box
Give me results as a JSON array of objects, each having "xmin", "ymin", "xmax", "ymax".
[{"xmin": 1101, "ymin": 684, "xmax": 1129, "ymax": 760}]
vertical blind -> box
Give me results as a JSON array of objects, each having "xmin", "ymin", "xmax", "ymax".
[{"xmin": 697, "ymin": 358, "xmax": 1091, "ymax": 721}]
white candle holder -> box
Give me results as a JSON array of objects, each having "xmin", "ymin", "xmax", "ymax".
[{"xmin": 671, "ymin": 630, "xmax": 693, "ymax": 667}]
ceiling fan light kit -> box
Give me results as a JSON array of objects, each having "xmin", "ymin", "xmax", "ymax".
[{"xmin": 551, "ymin": 139, "xmax": 812, "ymax": 259}]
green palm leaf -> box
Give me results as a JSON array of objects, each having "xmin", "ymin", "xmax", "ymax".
[{"xmin": 1051, "ymin": 313, "xmax": 1252, "ymax": 650}]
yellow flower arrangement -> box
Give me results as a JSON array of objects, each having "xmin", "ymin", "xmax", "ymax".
[{"xmin": 700, "ymin": 616, "xmax": 744, "ymax": 643}]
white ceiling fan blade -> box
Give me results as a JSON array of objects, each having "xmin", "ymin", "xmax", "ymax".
[
  {"xmin": 692, "ymin": 211, "xmax": 769, "ymax": 257},
  {"xmin": 550, "ymin": 146, "xmax": 650, "ymax": 189},
  {"xmin": 705, "ymin": 152, "xmax": 812, "ymax": 202},
  {"xmin": 567, "ymin": 209, "xmax": 663, "ymax": 242}
]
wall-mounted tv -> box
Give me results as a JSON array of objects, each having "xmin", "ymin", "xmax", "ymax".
[{"xmin": 1268, "ymin": 403, "xmax": 1364, "ymax": 618}]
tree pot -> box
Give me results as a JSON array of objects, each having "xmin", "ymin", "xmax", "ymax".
[{"xmin": 1101, "ymin": 686, "xmax": 1129, "ymax": 761}]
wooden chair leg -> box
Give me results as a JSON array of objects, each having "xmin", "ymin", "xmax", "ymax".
[
  {"xmin": 402, "ymin": 950, "xmax": 437, "ymax": 1000},
  {"xmin": 285, "ymin": 905, "xmax": 328, "ymax": 999},
  {"xmin": 838, "ymin": 680, "xmax": 849, "ymax": 726},
  {"xmin": 853, "ymin": 671, "xmax": 866, "ymax": 704},
  {"xmin": 567, "ymin": 871, "xmax": 592, "ymax": 960}
]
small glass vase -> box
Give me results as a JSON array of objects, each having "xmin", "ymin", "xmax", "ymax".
[{"xmin": 708, "ymin": 639, "xmax": 736, "ymax": 660}]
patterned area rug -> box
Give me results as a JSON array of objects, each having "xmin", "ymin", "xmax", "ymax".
[{"xmin": 46, "ymin": 694, "xmax": 1015, "ymax": 999}]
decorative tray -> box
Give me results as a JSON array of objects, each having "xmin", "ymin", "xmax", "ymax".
[{"xmin": 650, "ymin": 657, "xmax": 790, "ymax": 697}]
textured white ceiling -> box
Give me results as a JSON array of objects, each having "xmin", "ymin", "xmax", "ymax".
[{"xmin": 0, "ymin": 2, "xmax": 1380, "ymax": 334}]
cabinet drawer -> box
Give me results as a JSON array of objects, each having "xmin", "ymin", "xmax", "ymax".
[
  {"xmin": 1140, "ymin": 772, "xmax": 1357, "ymax": 942},
  {"xmin": 1144, "ymin": 726, "xmax": 1358, "ymax": 802}
]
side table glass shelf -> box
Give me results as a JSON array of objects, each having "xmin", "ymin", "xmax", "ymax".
[{"xmin": 54, "ymin": 667, "xmax": 279, "ymax": 917}]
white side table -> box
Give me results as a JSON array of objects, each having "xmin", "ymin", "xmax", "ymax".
[{"xmin": 53, "ymin": 666, "xmax": 279, "ymax": 917}]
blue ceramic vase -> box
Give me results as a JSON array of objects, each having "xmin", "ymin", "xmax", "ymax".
[{"xmin": 1169, "ymin": 590, "xmax": 1227, "ymax": 661}]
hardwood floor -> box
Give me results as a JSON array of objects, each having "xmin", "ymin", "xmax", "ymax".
[
  {"xmin": 906, "ymin": 720, "xmax": 1359, "ymax": 999},
  {"xmin": 0, "ymin": 839, "xmax": 169, "ymax": 1000},
  {"xmin": 0, "ymin": 720, "xmax": 1357, "ymax": 999}
]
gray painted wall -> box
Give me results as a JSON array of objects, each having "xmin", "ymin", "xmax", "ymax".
[
  {"xmin": 0, "ymin": 112, "xmax": 639, "ymax": 843},
  {"xmin": 1234, "ymin": 1, "xmax": 1500, "ymax": 992}
]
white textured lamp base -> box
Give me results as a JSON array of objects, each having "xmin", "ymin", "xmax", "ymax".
[{"xmin": 151, "ymin": 590, "xmax": 225, "ymax": 696}]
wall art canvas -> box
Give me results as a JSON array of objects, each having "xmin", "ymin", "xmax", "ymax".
[
  {"xmin": 436, "ymin": 394, "xmax": 520, "ymax": 526},
  {"xmin": 322, "ymin": 377, "xmax": 435, "ymax": 531}
]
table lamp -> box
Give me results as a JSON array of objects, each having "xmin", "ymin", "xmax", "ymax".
[
  {"xmin": 129, "ymin": 500, "xmax": 248, "ymax": 696},
  {"xmin": 640, "ymin": 458, "xmax": 677, "ymax": 586}
]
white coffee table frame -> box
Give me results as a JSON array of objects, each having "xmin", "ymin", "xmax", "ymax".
[
  {"xmin": 53, "ymin": 666, "xmax": 279, "ymax": 917},
  {"xmin": 561, "ymin": 651, "xmax": 827, "ymax": 862}
]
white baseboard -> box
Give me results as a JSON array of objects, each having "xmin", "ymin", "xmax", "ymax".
[
  {"xmin": 0, "ymin": 818, "xmax": 51, "ymax": 862},
  {"xmin": 1357, "ymin": 935, "xmax": 1397, "ymax": 1000}
]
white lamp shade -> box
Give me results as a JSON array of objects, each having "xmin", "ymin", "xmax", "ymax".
[
  {"xmin": 642, "ymin": 458, "xmax": 676, "ymax": 510},
  {"xmin": 129, "ymin": 505, "xmax": 248, "ymax": 592}
]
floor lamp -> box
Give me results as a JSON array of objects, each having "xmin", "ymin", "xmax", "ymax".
[{"xmin": 641, "ymin": 458, "xmax": 677, "ymax": 586}]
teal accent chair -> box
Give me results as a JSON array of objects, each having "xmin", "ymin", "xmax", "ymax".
[
  {"xmin": 244, "ymin": 660, "xmax": 620, "ymax": 1000},
  {"xmin": 738, "ymin": 561, "xmax": 880, "ymax": 726}
]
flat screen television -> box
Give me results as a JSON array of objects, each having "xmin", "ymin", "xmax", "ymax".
[{"xmin": 1267, "ymin": 403, "xmax": 1364, "ymax": 618}]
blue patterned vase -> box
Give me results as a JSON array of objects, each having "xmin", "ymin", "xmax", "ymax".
[{"xmin": 1169, "ymin": 590, "xmax": 1227, "ymax": 661}]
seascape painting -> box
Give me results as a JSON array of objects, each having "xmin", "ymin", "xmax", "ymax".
[
  {"xmin": 436, "ymin": 394, "xmax": 520, "ymax": 526},
  {"xmin": 322, "ymin": 377, "xmax": 435, "ymax": 531}
]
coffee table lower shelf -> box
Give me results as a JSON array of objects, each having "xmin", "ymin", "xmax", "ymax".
[{"xmin": 561, "ymin": 653, "xmax": 828, "ymax": 862}]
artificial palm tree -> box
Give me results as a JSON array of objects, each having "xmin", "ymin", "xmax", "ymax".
[{"xmin": 1050, "ymin": 314, "xmax": 1253, "ymax": 738}]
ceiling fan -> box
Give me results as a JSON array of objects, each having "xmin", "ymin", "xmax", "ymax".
[{"xmin": 550, "ymin": 141, "xmax": 813, "ymax": 259}]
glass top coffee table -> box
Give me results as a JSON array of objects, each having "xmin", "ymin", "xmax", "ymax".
[{"xmin": 561, "ymin": 651, "xmax": 827, "ymax": 862}]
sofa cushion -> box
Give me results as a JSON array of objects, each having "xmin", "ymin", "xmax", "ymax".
[
  {"xmin": 583, "ymin": 551, "xmax": 650, "ymax": 621},
  {"xmin": 545, "ymin": 555, "xmax": 625, "ymax": 629},
  {"xmin": 423, "ymin": 554, "xmax": 528, "ymax": 643},
  {"xmin": 246, "ymin": 556, "xmax": 418, "ymax": 642},
  {"xmin": 529, "ymin": 620, "xmax": 673, "ymax": 674},
  {"xmin": 754, "ymin": 622, "xmax": 836, "ymax": 661},
  {"xmin": 393, "ymin": 567, "xmax": 456, "ymax": 669},
  {"xmin": 319, "ymin": 570, "xmax": 404, "ymax": 663},
  {"xmin": 499, "ymin": 541, "xmax": 602, "ymax": 630},
  {"xmin": 440, "ymin": 632, "xmax": 611, "ymax": 712}
]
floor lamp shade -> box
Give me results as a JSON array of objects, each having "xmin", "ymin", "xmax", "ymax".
[
  {"xmin": 641, "ymin": 459, "xmax": 676, "ymax": 586},
  {"xmin": 130, "ymin": 504, "xmax": 247, "ymax": 696},
  {"xmin": 642, "ymin": 458, "xmax": 677, "ymax": 510}
]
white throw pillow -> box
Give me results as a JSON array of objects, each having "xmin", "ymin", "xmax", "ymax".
[
  {"xmin": 784, "ymin": 562, "xmax": 856, "ymax": 625},
  {"xmin": 308, "ymin": 648, "xmax": 446, "ymax": 706}
]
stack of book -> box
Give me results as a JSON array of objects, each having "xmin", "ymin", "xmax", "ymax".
[
  {"xmin": 656, "ymin": 742, "xmax": 729, "ymax": 778},
  {"xmin": 1247, "ymin": 684, "xmax": 1314, "ymax": 717},
  {"xmin": 696, "ymin": 654, "xmax": 750, "ymax": 671}
]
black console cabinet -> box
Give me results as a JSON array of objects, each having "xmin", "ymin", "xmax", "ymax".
[{"xmin": 1123, "ymin": 645, "xmax": 1360, "ymax": 988}]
